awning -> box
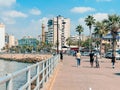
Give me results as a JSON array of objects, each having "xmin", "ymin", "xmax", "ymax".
[{"xmin": 103, "ymin": 33, "xmax": 120, "ymax": 39}]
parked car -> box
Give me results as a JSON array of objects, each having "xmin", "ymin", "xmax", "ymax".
[
  {"xmin": 81, "ymin": 52, "xmax": 90, "ymax": 56},
  {"xmin": 115, "ymin": 53, "xmax": 120, "ymax": 60},
  {"xmin": 105, "ymin": 52, "xmax": 112, "ymax": 58},
  {"xmin": 105, "ymin": 52, "xmax": 120, "ymax": 60}
]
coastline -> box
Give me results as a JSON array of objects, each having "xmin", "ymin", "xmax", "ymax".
[{"xmin": 0, "ymin": 53, "xmax": 52, "ymax": 63}]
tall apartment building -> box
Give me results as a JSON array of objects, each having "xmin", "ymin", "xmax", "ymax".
[
  {"xmin": 47, "ymin": 15, "xmax": 70, "ymax": 50},
  {"xmin": 0, "ymin": 23, "xmax": 5, "ymax": 52},
  {"xmin": 41, "ymin": 23, "xmax": 45, "ymax": 43},
  {"xmin": 45, "ymin": 31, "xmax": 48, "ymax": 43},
  {"xmin": 9, "ymin": 35, "xmax": 15, "ymax": 48},
  {"xmin": 70, "ymin": 34, "xmax": 88, "ymax": 42},
  {"xmin": 5, "ymin": 33, "xmax": 16, "ymax": 48}
]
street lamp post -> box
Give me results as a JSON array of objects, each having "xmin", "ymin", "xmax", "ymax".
[{"xmin": 57, "ymin": 16, "xmax": 59, "ymax": 54}]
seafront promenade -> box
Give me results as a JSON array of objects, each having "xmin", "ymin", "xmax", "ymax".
[{"xmin": 44, "ymin": 55, "xmax": 120, "ymax": 90}]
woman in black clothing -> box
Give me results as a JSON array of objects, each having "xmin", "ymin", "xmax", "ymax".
[
  {"xmin": 89, "ymin": 51, "xmax": 94, "ymax": 67},
  {"xmin": 60, "ymin": 50, "xmax": 63, "ymax": 62},
  {"xmin": 111, "ymin": 54, "xmax": 115, "ymax": 69}
]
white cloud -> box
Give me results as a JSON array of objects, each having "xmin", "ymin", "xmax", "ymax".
[
  {"xmin": 5, "ymin": 17, "xmax": 50, "ymax": 39},
  {"xmin": 93, "ymin": 13, "xmax": 108, "ymax": 21},
  {"xmin": 0, "ymin": 0, "xmax": 16, "ymax": 7},
  {"xmin": 19, "ymin": 17, "xmax": 49, "ymax": 38},
  {"xmin": 29, "ymin": 8, "xmax": 41, "ymax": 15},
  {"xmin": 78, "ymin": 18, "xmax": 90, "ymax": 35},
  {"xmin": 0, "ymin": 10, "xmax": 28, "ymax": 24},
  {"xmin": 96, "ymin": 0, "xmax": 112, "ymax": 2},
  {"xmin": 30, "ymin": 17, "xmax": 49, "ymax": 31},
  {"xmin": 71, "ymin": 7, "xmax": 95, "ymax": 13},
  {"xmin": 2, "ymin": 10, "xmax": 28, "ymax": 18},
  {"xmin": 1, "ymin": 17, "xmax": 15, "ymax": 24}
]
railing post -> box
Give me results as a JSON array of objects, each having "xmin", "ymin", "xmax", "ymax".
[
  {"xmin": 48, "ymin": 59, "xmax": 50, "ymax": 78},
  {"xmin": 36, "ymin": 63, "xmax": 40, "ymax": 90},
  {"xmin": 51, "ymin": 57, "xmax": 54, "ymax": 73},
  {"xmin": 56, "ymin": 55, "xmax": 59, "ymax": 66},
  {"xmin": 49, "ymin": 58, "xmax": 52, "ymax": 75},
  {"xmin": 53, "ymin": 57, "xmax": 55, "ymax": 70},
  {"xmin": 6, "ymin": 74, "xmax": 13, "ymax": 90},
  {"xmin": 42, "ymin": 61, "xmax": 45, "ymax": 87},
  {"xmin": 26, "ymin": 68, "xmax": 31, "ymax": 90},
  {"xmin": 46, "ymin": 60, "xmax": 49, "ymax": 82}
]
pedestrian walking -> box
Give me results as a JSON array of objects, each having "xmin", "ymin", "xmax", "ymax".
[
  {"xmin": 73, "ymin": 50, "xmax": 76, "ymax": 56},
  {"xmin": 94, "ymin": 53, "xmax": 100, "ymax": 68},
  {"xmin": 111, "ymin": 54, "xmax": 115, "ymax": 69},
  {"xmin": 60, "ymin": 50, "xmax": 63, "ymax": 62},
  {"xmin": 76, "ymin": 50, "xmax": 81, "ymax": 67},
  {"xmin": 89, "ymin": 51, "xmax": 94, "ymax": 67}
]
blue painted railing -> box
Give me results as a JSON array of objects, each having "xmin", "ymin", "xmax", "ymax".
[{"xmin": 0, "ymin": 55, "xmax": 59, "ymax": 90}]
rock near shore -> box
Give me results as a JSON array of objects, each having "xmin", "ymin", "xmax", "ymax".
[{"xmin": 0, "ymin": 54, "xmax": 52, "ymax": 63}]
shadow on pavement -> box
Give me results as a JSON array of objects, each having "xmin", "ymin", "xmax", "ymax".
[
  {"xmin": 105, "ymin": 67, "xmax": 112, "ymax": 69},
  {"xmin": 82, "ymin": 66, "xmax": 91, "ymax": 68},
  {"xmin": 72, "ymin": 65, "xmax": 77, "ymax": 67},
  {"xmin": 114, "ymin": 73, "xmax": 120, "ymax": 76},
  {"xmin": 83, "ymin": 60, "xmax": 90, "ymax": 62}
]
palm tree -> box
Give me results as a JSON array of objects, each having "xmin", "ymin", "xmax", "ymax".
[
  {"xmin": 76, "ymin": 25, "xmax": 84, "ymax": 50},
  {"xmin": 94, "ymin": 21, "xmax": 109, "ymax": 57},
  {"xmin": 104, "ymin": 14, "xmax": 120, "ymax": 62},
  {"xmin": 85, "ymin": 15, "xmax": 96, "ymax": 51}
]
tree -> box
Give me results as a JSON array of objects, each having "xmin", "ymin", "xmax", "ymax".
[
  {"xmin": 104, "ymin": 14, "xmax": 120, "ymax": 62},
  {"xmin": 94, "ymin": 21, "xmax": 109, "ymax": 57},
  {"xmin": 36, "ymin": 45, "xmax": 42, "ymax": 52},
  {"xmin": 1, "ymin": 44, "xmax": 9, "ymax": 53},
  {"xmin": 85, "ymin": 15, "xmax": 96, "ymax": 51},
  {"xmin": 82, "ymin": 38, "xmax": 92, "ymax": 49},
  {"xmin": 22, "ymin": 45, "xmax": 28, "ymax": 53},
  {"xmin": 66, "ymin": 37, "xmax": 73, "ymax": 48},
  {"xmin": 76, "ymin": 25, "xmax": 84, "ymax": 50}
]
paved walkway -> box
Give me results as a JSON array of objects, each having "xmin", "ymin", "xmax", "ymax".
[{"xmin": 50, "ymin": 55, "xmax": 120, "ymax": 90}]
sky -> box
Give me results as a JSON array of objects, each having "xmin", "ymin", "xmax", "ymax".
[{"xmin": 0, "ymin": 0, "xmax": 119, "ymax": 39}]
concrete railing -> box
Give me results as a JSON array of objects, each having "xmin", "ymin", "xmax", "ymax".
[{"xmin": 0, "ymin": 55, "xmax": 59, "ymax": 90}]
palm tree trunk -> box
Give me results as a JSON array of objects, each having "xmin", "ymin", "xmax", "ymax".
[
  {"xmin": 100, "ymin": 38, "xmax": 102, "ymax": 58},
  {"xmin": 112, "ymin": 33, "xmax": 116, "ymax": 63},
  {"xmin": 89, "ymin": 26, "xmax": 92, "ymax": 52},
  {"xmin": 79, "ymin": 33, "xmax": 80, "ymax": 50}
]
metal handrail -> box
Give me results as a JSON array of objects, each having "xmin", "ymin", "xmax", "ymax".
[{"xmin": 0, "ymin": 55, "xmax": 59, "ymax": 90}]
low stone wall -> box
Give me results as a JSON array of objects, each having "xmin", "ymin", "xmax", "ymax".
[{"xmin": 0, "ymin": 54, "xmax": 52, "ymax": 63}]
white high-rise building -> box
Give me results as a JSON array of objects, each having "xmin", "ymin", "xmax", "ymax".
[
  {"xmin": 47, "ymin": 15, "xmax": 70, "ymax": 50},
  {"xmin": 0, "ymin": 23, "xmax": 5, "ymax": 52},
  {"xmin": 9, "ymin": 35, "xmax": 15, "ymax": 48}
]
